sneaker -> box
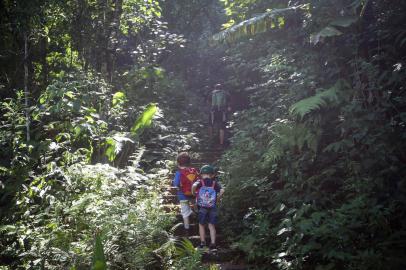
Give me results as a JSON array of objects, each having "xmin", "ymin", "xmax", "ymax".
[
  {"xmin": 198, "ymin": 242, "xmax": 206, "ymax": 249},
  {"xmin": 209, "ymin": 243, "xmax": 217, "ymax": 250}
]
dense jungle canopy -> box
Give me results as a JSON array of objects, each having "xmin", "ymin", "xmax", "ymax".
[{"xmin": 1, "ymin": 0, "xmax": 406, "ymax": 269}]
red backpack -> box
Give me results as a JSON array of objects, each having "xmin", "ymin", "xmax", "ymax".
[{"xmin": 179, "ymin": 168, "xmax": 198, "ymax": 196}]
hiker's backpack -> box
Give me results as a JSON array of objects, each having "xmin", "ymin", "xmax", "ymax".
[
  {"xmin": 179, "ymin": 168, "xmax": 198, "ymax": 196},
  {"xmin": 197, "ymin": 180, "xmax": 217, "ymax": 208},
  {"xmin": 211, "ymin": 89, "xmax": 227, "ymax": 110}
]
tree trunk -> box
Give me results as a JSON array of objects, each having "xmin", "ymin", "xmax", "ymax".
[
  {"xmin": 24, "ymin": 32, "xmax": 30, "ymax": 142},
  {"xmin": 41, "ymin": 34, "xmax": 48, "ymax": 87},
  {"xmin": 107, "ymin": 0, "xmax": 123, "ymax": 83}
]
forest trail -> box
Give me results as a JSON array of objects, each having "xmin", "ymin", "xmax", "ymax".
[{"xmin": 161, "ymin": 146, "xmax": 248, "ymax": 269}]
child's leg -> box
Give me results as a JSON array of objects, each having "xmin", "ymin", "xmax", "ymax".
[
  {"xmin": 183, "ymin": 216, "xmax": 190, "ymax": 229},
  {"xmin": 180, "ymin": 200, "xmax": 192, "ymax": 229},
  {"xmin": 199, "ymin": 223, "xmax": 206, "ymax": 243},
  {"xmin": 198, "ymin": 207, "xmax": 209, "ymax": 245},
  {"xmin": 208, "ymin": 208, "xmax": 218, "ymax": 245},
  {"xmin": 208, "ymin": 223, "xmax": 216, "ymax": 245}
]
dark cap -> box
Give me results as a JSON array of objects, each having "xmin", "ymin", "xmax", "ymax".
[{"xmin": 200, "ymin": 165, "xmax": 215, "ymax": 174}]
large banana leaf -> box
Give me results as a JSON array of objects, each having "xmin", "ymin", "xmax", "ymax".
[{"xmin": 210, "ymin": 5, "xmax": 307, "ymax": 45}]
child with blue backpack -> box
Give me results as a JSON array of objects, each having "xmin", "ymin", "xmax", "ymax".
[{"xmin": 192, "ymin": 165, "xmax": 224, "ymax": 250}]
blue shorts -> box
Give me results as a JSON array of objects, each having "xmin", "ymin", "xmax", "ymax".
[{"xmin": 198, "ymin": 207, "xmax": 217, "ymax": 225}]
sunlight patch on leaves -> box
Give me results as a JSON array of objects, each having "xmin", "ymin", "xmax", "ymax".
[
  {"xmin": 105, "ymin": 133, "xmax": 134, "ymax": 162},
  {"xmin": 112, "ymin": 91, "xmax": 126, "ymax": 107},
  {"xmin": 131, "ymin": 103, "xmax": 158, "ymax": 136}
]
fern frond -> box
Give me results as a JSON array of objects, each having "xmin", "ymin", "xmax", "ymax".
[
  {"xmin": 175, "ymin": 239, "xmax": 199, "ymax": 258},
  {"xmin": 263, "ymin": 121, "xmax": 320, "ymax": 165},
  {"xmin": 264, "ymin": 136, "xmax": 285, "ymax": 163},
  {"xmin": 211, "ymin": 5, "xmax": 308, "ymax": 45},
  {"xmin": 289, "ymin": 81, "xmax": 342, "ymax": 119}
]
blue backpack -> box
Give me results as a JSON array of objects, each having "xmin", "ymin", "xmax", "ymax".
[{"xmin": 197, "ymin": 180, "xmax": 217, "ymax": 208}]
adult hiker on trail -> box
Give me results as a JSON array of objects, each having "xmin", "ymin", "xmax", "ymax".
[{"xmin": 208, "ymin": 84, "xmax": 231, "ymax": 146}]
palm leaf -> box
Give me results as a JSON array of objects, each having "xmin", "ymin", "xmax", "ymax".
[{"xmin": 211, "ymin": 5, "xmax": 307, "ymax": 45}]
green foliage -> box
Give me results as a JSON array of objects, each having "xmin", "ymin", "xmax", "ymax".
[
  {"xmin": 0, "ymin": 163, "xmax": 175, "ymax": 269},
  {"xmin": 289, "ymin": 80, "xmax": 343, "ymax": 119},
  {"xmin": 215, "ymin": 0, "xmax": 406, "ymax": 269},
  {"xmin": 104, "ymin": 134, "xmax": 134, "ymax": 162},
  {"xmin": 120, "ymin": 0, "xmax": 162, "ymax": 35},
  {"xmin": 310, "ymin": 16, "xmax": 358, "ymax": 44},
  {"xmin": 131, "ymin": 103, "xmax": 158, "ymax": 136},
  {"xmin": 263, "ymin": 120, "xmax": 319, "ymax": 165},
  {"xmin": 92, "ymin": 234, "xmax": 107, "ymax": 270},
  {"xmin": 0, "ymin": 1, "xmax": 194, "ymax": 269},
  {"xmin": 38, "ymin": 72, "xmax": 112, "ymax": 143},
  {"xmin": 3, "ymin": 0, "xmax": 406, "ymax": 269},
  {"xmin": 104, "ymin": 102, "xmax": 159, "ymax": 162},
  {"xmin": 168, "ymin": 239, "xmax": 207, "ymax": 270},
  {"xmin": 112, "ymin": 92, "xmax": 127, "ymax": 108},
  {"xmin": 211, "ymin": 5, "xmax": 306, "ymax": 44}
]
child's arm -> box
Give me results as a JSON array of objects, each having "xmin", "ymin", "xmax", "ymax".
[
  {"xmin": 215, "ymin": 182, "xmax": 224, "ymax": 200},
  {"xmin": 173, "ymin": 171, "xmax": 181, "ymax": 189},
  {"xmin": 218, "ymin": 188, "xmax": 224, "ymax": 199},
  {"xmin": 191, "ymin": 181, "xmax": 201, "ymax": 194}
]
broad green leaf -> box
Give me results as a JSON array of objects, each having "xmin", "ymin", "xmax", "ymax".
[
  {"xmin": 112, "ymin": 91, "xmax": 126, "ymax": 107},
  {"xmin": 310, "ymin": 26, "xmax": 342, "ymax": 44},
  {"xmin": 131, "ymin": 103, "xmax": 158, "ymax": 136},
  {"xmin": 39, "ymin": 94, "xmax": 48, "ymax": 104},
  {"xmin": 105, "ymin": 137, "xmax": 116, "ymax": 162},
  {"xmin": 104, "ymin": 134, "xmax": 134, "ymax": 161},
  {"xmin": 330, "ymin": 16, "xmax": 358, "ymax": 27},
  {"xmin": 64, "ymin": 91, "xmax": 75, "ymax": 99}
]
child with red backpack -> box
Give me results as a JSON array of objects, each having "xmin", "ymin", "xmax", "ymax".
[
  {"xmin": 172, "ymin": 152, "xmax": 199, "ymax": 234},
  {"xmin": 192, "ymin": 165, "xmax": 224, "ymax": 250}
]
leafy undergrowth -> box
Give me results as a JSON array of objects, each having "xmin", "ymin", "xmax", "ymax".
[
  {"xmin": 0, "ymin": 84, "xmax": 207, "ymax": 269},
  {"xmin": 215, "ymin": 1, "xmax": 406, "ymax": 270},
  {"xmin": 0, "ymin": 132, "xmax": 202, "ymax": 270},
  {"xmin": 1, "ymin": 163, "xmax": 174, "ymax": 269}
]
